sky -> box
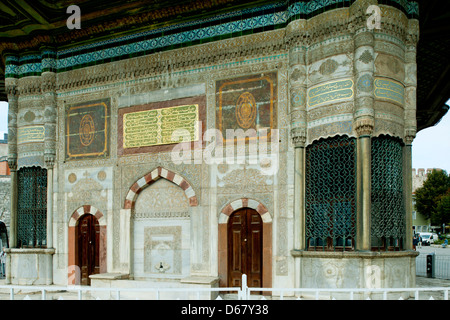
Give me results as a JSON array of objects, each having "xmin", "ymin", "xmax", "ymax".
[{"xmin": 0, "ymin": 100, "xmax": 449, "ymax": 173}]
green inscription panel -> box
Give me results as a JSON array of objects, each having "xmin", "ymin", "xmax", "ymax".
[
  {"xmin": 307, "ymin": 79, "xmax": 354, "ymax": 109},
  {"xmin": 123, "ymin": 104, "xmax": 199, "ymax": 148},
  {"xmin": 18, "ymin": 126, "xmax": 45, "ymax": 144},
  {"xmin": 374, "ymin": 78, "xmax": 405, "ymax": 104}
]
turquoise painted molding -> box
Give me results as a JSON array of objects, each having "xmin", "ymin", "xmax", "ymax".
[{"xmin": 4, "ymin": 0, "xmax": 418, "ymax": 79}]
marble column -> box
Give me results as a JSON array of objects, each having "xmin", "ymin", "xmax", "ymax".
[
  {"xmin": 42, "ymin": 50, "xmax": 57, "ymax": 284},
  {"xmin": 291, "ymin": 129, "xmax": 306, "ymax": 251},
  {"xmin": 6, "ymin": 80, "xmax": 18, "ymax": 250},
  {"xmin": 353, "ymin": 29, "xmax": 375, "ymax": 251},
  {"xmin": 5, "ymin": 76, "xmax": 18, "ymax": 285},
  {"xmin": 288, "ymin": 45, "xmax": 307, "ymax": 251},
  {"xmin": 42, "ymin": 70, "xmax": 56, "ymax": 249},
  {"xmin": 403, "ymin": 138, "xmax": 414, "ymax": 250},
  {"xmin": 403, "ymin": 23, "xmax": 419, "ymax": 249},
  {"xmin": 288, "ymin": 40, "xmax": 307, "ymax": 290}
]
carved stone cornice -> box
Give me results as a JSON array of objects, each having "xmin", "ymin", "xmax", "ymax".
[
  {"xmin": 41, "ymin": 72, "xmax": 56, "ymax": 93},
  {"xmin": 5, "ymin": 80, "xmax": 18, "ymax": 97},
  {"xmin": 17, "ymin": 77, "xmax": 41, "ymax": 95},
  {"xmin": 56, "ymin": 30, "xmax": 286, "ymax": 92}
]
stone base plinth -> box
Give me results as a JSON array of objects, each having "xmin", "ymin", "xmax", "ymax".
[
  {"xmin": 291, "ymin": 250, "xmax": 419, "ymax": 300},
  {"xmin": 4, "ymin": 248, "xmax": 55, "ymax": 285},
  {"xmin": 90, "ymin": 274, "xmax": 219, "ymax": 300}
]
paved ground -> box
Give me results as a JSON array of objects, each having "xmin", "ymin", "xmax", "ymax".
[{"xmin": 416, "ymin": 245, "xmax": 450, "ymax": 256}]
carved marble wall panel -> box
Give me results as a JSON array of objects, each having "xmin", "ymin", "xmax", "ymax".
[
  {"xmin": 133, "ymin": 179, "xmax": 190, "ymax": 278},
  {"xmin": 64, "ymin": 167, "xmax": 113, "ymax": 221},
  {"xmin": 216, "ymin": 164, "xmax": 274, "ymax": 195},
  {"xmin": 374, "ymin": 54, "xmax": 405, "ymax": 83},
  {"xmin": 307, "ymin": 54, "xmax": 353, "ymax": 86},
  {"xmin": 301, "ymin": 257, "xmax": 360, "ymax": 289},
  {"xmin": 134, "ymin": 179, "xmax": 190, "ymax": 216}
]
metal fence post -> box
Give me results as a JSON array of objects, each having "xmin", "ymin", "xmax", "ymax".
[
  {"xmin": 116, "ymin": 289, "xmax": 120, "ymax": 300},
  {"xmin": 241, "ymin": 274, "xmax": 248, "ymax": 300},
  {"xmin": 426, "ymin": 252, "xmax": 435, "ymax": 278}
]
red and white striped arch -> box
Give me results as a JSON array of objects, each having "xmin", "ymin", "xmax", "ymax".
[{"xmin": 123, "ymin": 166, "xmax": 198, "ymax": 209}]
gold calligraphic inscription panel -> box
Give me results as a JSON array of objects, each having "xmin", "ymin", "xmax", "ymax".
[
  {"xmin": 307, "ymin": 79, "xmax": 354, "ymax": 109},
  {"xmin": 123, "ymin": 104, "xmax": 199, "ymax": 148},
  {"xmin": 17, "ymin": 125, "xmax": 45, "ymax": 144}
]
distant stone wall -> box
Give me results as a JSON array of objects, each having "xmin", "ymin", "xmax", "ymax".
[
  {"xmin": 0, "ymin": 143, "xmax": 7, "ymax": 157},
  {"xmin": 412, "ymin": 168, "xmax": 441, "ymax": 192}
]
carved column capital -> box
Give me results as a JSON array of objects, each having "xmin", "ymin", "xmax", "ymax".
[
  {"xmin": 44, "ymin": 154, "xmax": 56, "ymax": 168},
  {"xmin": 291, "ymin": 127, "xmax": 307, "ymax": 148},
  {"xmin": 355, "ymin": 117, "xmax": 374, "ymax": 137},
  {"xmin": 7, "ymin": 157, "xmax": 17, "ymax": 171},
  {"xmin": 404, "ymin": 128, "xmax": 416, "ymax": 146}
]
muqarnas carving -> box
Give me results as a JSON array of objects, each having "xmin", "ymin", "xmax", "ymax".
[
  {"xmin": 216, "ymin": 72, "xmax": 277, "ymax": 142},
  {"xmin": 65, "ymin": 99, "xmax": 110, "ymax": 160}
]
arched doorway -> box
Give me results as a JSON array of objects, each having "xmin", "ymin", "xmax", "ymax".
[
  {"xmin": 68, "ymin": 205, "xmax": 106, "ymax": 285},
  {"xmin": 76, "ymin": 214, "xmax": 100, "ymax": 285},
  {"xmin": 228, "ymin": 208, "xmax": 262, "ymax": 288},
  {"xmin": 218, "ymin": 198, "xmax": 272, "ymax": 290}
]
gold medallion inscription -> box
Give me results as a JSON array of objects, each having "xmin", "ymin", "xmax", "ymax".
[
  {"xmin": 235, "ymin": 92, "xmax": 257, "ymax": 129},
  {"xmin": 79, "ymin": 114, "xmax": 95, "ymax": 146}
]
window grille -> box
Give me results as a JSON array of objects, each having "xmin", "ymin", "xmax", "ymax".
[
  {"xmin": 371, "ymin": 136, "xmax": 405, "ymax": 251},
  {"xmin": 305, "ymin": 136, "xmax": 357, "ymax": 251},
  {"xmin": 17, "ymin": 167, "xmax": 47, "ymax": 248}
]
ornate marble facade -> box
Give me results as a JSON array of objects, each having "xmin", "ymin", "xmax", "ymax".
[{"xmin": 4, "ymin": 0, "xmax": 420, "ymax": 296}]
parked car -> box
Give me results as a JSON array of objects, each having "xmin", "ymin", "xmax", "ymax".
[{"xmin": 419, "ymin": 232, "xmax": 438, "ymax": 246}]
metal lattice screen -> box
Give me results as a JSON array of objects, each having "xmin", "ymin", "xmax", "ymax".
[
  {"xmin": 305, "ymin": 135, "xmax": 357, "ymax": 251},
  {"xmin": 371, "ymin": 135, "xmax": 405, "ymax": 251},
  {"xmin": 17, "ymin": 166, "xmax": 47, "ymax": 248}
]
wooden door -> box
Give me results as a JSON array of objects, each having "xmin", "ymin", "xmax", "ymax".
[
  {"xmin": 228, "ymin": 208, "xmax": 263, "ymax": 288},
  {"xmin": 77, "ymin": 214, "xmax": 100, "ymax": 285}
]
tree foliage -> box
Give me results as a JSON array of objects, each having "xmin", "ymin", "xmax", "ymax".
[{"xmin": 415, "ymin": 169, "xmax": 450, "ymax": 226}]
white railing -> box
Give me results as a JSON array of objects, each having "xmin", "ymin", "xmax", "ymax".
[
  {"xmin": 246, "ymin": 286, "xmax": 450, "ymax": 300},
  {"xmin": 0, "ymin": 274, "xmax": 448, "ymax": 300}
]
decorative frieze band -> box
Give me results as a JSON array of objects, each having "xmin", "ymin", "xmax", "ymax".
[{"xmin": 133, "ymin": 211, "xmax": 190, "ymax": 220}]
